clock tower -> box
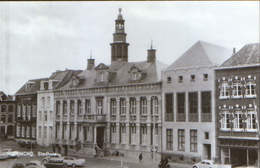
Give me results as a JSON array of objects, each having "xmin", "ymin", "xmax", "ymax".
[{"xmin": 110, "ymin": 8, "xmax": 129, "ymax": 63}]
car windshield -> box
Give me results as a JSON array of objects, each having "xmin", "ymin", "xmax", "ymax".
[{"xmin": 26, "ymin": 163, "xmax": 36, "ymax": 166}]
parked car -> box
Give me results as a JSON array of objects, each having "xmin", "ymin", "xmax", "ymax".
[
  {"xmin": 44, "ymin": 156, "xmax": 65, "ymax": 168},
  {"xmin": 25, "ymin": 161, "xmax": 45, "ymax": 168},
  {"xmin": 192, "ymin": 160, "xmax": 231, "ymax": 168},
  {"xmin": 41, "ymin": 153, "xmax": 63, "ymax": 165},
  {"xmin": 0, "ymin": 153, "xmax": 9, "ymax": 160},
  {"xmin": 1, "ymin": 148, "xmax": 19, "ymax": 158},
  {"xmin": 63, "ymin": 156, "xmax": 85, "ymax": 168}
]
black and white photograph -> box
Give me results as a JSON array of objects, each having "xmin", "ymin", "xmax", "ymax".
[{"xmin": 0, "ymin": 1, "xmax": 259, "ymax": 168}]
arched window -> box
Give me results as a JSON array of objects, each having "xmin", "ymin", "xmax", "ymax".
[
  {"xmin": 129, "ymin": 98, "xmax": 136, "ymax": 114},
  {"xmin": 151, "ymin": 96, "xmax": 159, "ymax": 115},
  {"xmin": 140, "ymin": 97, "xmax": 147, "ymax": 115}
]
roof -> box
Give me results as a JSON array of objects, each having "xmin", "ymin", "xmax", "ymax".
[
  {"xmin": 49, "ymin": 69, "xmax": 82, "ymax": 89},
  {"xmin": 15, "ymin": 78, "xmax": 48, "ymax": 95},
  {"xmin": 221, "ymin": 43, "xmax": 260, "ymax": 68},
  {"xmin": 166, "ymin": 41, "xmax": 232, "ymax": 71},
  {"xmin": 58, "ymin": 60, "xmax": 167, "ymax": 90}
]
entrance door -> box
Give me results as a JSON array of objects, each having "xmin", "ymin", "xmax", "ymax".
[
  {"xmin": 203, "ymin": 144, "xmax": 211, "ymax": 160},
  {"xmin": 231, "ymin": 148, "xmax": 246, "ymax": 166},
  {"xmin": 96, "ymin": 127, "xmax": 104, "ymax": 148}
]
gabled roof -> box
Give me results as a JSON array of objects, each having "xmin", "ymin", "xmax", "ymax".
[
  {"xmin": 58, "ymin": 60, "xmax": 167, "ymax": 90},
  {"xmin": 15, "ymin": 78, "xmax": 48, "ymax": 95},
  {"xmin": 166, "ymin": 41, "xmax": 232, "ymax": 71},
  {"xmin": 221, "ymin": 43, "xmax": 260, "ymax": 68}
]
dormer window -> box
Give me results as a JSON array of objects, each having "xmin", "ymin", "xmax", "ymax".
[
  {"xmin": 44, "ymin": 82, "xmax": 49, "ymax": 90},
  {"xmin": 178, "ymin": 76, "xmax": 183, "ymax": 83},
  {"xmin": 191, "ymin": 75, "xmax": 195, "ymax": 81},
  {"xmin": 129, "ymin": 65, "xmax": 143, "ymax": 82},
  {"xmin": 100, "ymin": 71, "xmax": 104, "ymax": 82},
  {"xmin": 203, "ymin": 74, "xmax": 208, "ymax": 81},
  {"xmin": 167, "ymin": 77, "xmax": 172, "ymax": 83}
]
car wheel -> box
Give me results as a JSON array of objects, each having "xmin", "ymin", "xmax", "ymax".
[
  {"xmin": 63, "ymin": 163, "xmax": 68, "ymax": 168},
  {"xmin": 193, "ymin": 166, "xmax": 198, "ymax": 168},
  {"xmin": 72, "ymin": 164, "xmax": 76, "ymax": 168},
  {"xmin": 42, "ymin": 159, "xmax": 47, "ymax": 165}
]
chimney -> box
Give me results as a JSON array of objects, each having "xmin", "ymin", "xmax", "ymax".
[
  {"xmin": 233, "ymin": 48, "xmax": 236, "ymax": 55},
  {"xmin": 87, "ymin": 58, "xmax": 95, "ymax": 70},
  {"xmin": 147, "ymin": 45, "xmax": 156, "ymax": 63}
]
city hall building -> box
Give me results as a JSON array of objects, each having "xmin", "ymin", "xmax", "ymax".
[
  {"xmin": 162, "ymin": 41, "xmax": 231, "ymax": 162},
  {"xmin": 215, "ymin": 43, "xmax": 260, "ymax": 167},
  {"xmin": 53, "ymin": 9, "xmax": 166, "ymax": 160}
]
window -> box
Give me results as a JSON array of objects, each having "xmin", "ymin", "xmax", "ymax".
[
  {"xmin": 233, "ymin": 112, "xmax": 243, "ymax": 130},
  {"xmin": 220, "ymin": 111, "xmax": 231, "ymax": 130},
  {"xmin": 32, "ymin": 105, "xmax": 37, "ymax": 118},
  {"xmin": 201, "ymin": 91, "xmax": 211, "ymax": 122},
  {"xmin": 190, "ymin": 75, "xmax": 195, "ymax": 81},
  {"xmin": 232, "ymin": 82, "xmax": 242, "ymax": 98},
  {"xmin": 56, "ymin": 101, "xmax": 60, "ymax": 116},
  {"xmin": 96, "ymin": 98, "xmax": 103, "ymax": 114},
  {"xmin": 165, "ymin": 93, "xmax": 173, "ymax": 121},
  {"xmin": 247, "ymin": 111, "xmax": 257, "ymax": 130},
  {"xmin": 177, "ymin": 93, "xmax": 185, "ymax": 121},
  {"xmin": 21, "ymin": 126, "xmax": 25, "ymax": 137},
  {"xmin": 140, "ymin": 97, "xmax": 147, "ymax": 115},
  {"xmin": 151, "ymin": 96, "xmax": 159, "ymax": 115},
  {"xmin": 129, "ymin": 98, "xmax": 136, "ymax": 114},
  {"xmin": 17, "ymin": 105, "xmax": 21, "ymax": 117},
  {"xmin": 78, "ymin": 100, "xmax": 82, "ymax": 115},
  {"xmin": 1, "ymin": 115, "xmax": 5, "ymax": 123},
  {"xmin": 38, "ymin": 126, "xmax": 42, "ymax": 138},
  {"xmin": 27, "ymin": 105, "xmax": 31, "ymax": 120},
  {"xmin": 8, "ymin": 115, "xmax": 12, "ymax": 123},
  {"xmin": 47, "ymin": 97, "xmax": 50, "ymax": 107},
  {"xmin": 1, "ymin": 105, "xmax": 6, "ymax": 112},
  {"xmin": 178, "ymin": 129, "xmax": 185, "ymax": 151},
  {"xmin": 203, "ymin": 74, "xmax": 208, "ymax": 81},
  {"xmin": 44, "ymin": 111, "xmax": 47, "ymax": 121},
  {"xmin": 26, "ymin": 126, "xmax": 30, "ymax": 138},
  {"xmin": 8, "ymin": 105, "xmax": 13, "ymax": 112},
  {"xmin": 220, "ymin": 82, "xmax": 230, "ymax": 99},
  {"xmin": 99, "ymin": 71, "xmax": 104, "ymax": 82},
  {"xmin": 16, "ymin": 124, "xmax": 20, "ymax": 137},
  {"xmin": 44, "ymin": 127, "xmax": 47, "ymax": 138},
  {"xmin": 85, "ymin": 99, "xmax": 91, "ymax": 114},
  {"xmin": 166, "ymin": 129, "xmax": 173, "ymax": 150},
  {"xmin": 32, "ymin": 126, "xmax": 36, "ymax": 138},
  {"xmin": 190, "ymin": 130, "xmax": 197, "ymax": 152},
  {"xmin": 70, "ymin": 100, "xmax": 75, "ymax": 115},
  {"xmin": 178, "ymin": 76, "xmax": 183, "ymax": 83},
  {"xmin": 120, "ymin": 98, "xmax": 126, "ymax": 115},
  {"xmin": 205, "ymin": 132, "xmax": 209, "ymax": 139},
  {"xmin": 110, "ymin": 98, "xmax": 117, "ymax": 115},
  {"xmin": 42, "ymin": 97, "xmax": 45, "ymax": 109},
  {"xmin": 63, "ymin": 101, "xmax": 67, "ymax": 116},
  {"xmin": 189, "ymin": 92, "xmax": 198, "ymax": 122},
  {"xmin": 44, "ymin": 82, "xmax": 49, "ymax": 90},
  {"xmin": 167, "ymin": 77, "xmax": 172, "ymax": 83},
  {"xmin": 245, "ymin": 82, "xmax": 256, "ymax": 97}
]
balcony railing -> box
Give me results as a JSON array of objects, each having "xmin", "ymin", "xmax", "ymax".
[
  {"xmin": 130, "ymin": 115, "xmax": 136, "ymax": 121},
  {"xmin": 177, "ymin": 113, "xmax": 186, "ymax": 122},
  {"xmin": 165, "ymin": 113, "xmax": 173, "ymax": 122},
  {"xmin": 63, "ymin": 115, "xmax": 68, "ymax": 121},
  {"xmin": 151, "ymin": 115, "xmax": 159, "ymax": 122},
  {"xmin": 84, "ymin": 114, "xmax": 106, "ymax": 122},
  {"xmin": 120, "ymin": 115, "xmax": 126, "ymax": 121},
  {"xmin": 189, "ymin": 113, "xmax": 198, "ymax": 122},
  {"xmin": 111, "ymin": 115, "xmax": 116, "ymax": 121},
  {"xmin": 77, "ymin": 115, "xmax": 84, "ymax": 122},
  {"xmin": 140, "ymin": 115, "xmax": 148, "ymax": 122},
  {"xmin": 70, "ymin": 115, "xmax": 75, "ymax": 122},
  {"xmin": 201, "ymin": 113, "xmax": 212, "ymax": 122}
]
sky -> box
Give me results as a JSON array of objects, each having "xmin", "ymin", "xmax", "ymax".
[{"xmin": 0, "ymin": 1, "xmax": 259, "ymax": 95}]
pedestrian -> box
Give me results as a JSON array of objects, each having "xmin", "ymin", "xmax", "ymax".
[{"xmin": 138, "ymin": 152, "xmax": 143, "ymax": 163}]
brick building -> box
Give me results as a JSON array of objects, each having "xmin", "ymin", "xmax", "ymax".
[
  {"xmin": 215, "ymin": 43, "xmax": 260, "ymax": 167},
  {"xmin": 0, "ymin": 91, "xmax": 16, "ymax": 139}
]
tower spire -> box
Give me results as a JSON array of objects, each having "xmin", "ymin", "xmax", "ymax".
[{"xmin": 110, "ymin": 8, "xmax": 129, "ymax": 63}]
